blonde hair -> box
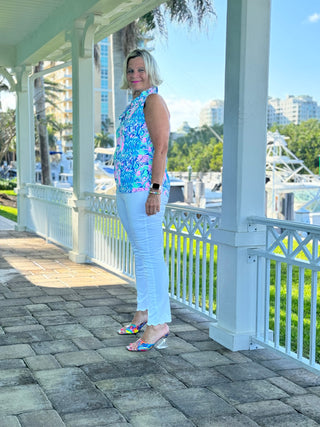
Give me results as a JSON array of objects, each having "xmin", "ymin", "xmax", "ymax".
[{"xmin": 120, "ymin": 48, "xmax": 163, "ymax": 90}]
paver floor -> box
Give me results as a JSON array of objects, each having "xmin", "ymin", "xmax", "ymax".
[{"xmin": 0, "ymin": 229, "xmax": 320, "ymax": 426}]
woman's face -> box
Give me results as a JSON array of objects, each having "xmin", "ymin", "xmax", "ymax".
[{"xmin": 126, "ymin": 56, "xmax": 151, "ymax": 95}]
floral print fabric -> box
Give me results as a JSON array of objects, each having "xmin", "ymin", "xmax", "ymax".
[{"xmin": 114, "ymin": 86, "xmax": 170, "ymax": 195}]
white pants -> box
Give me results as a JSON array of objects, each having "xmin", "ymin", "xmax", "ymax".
[{"xmin": 116, "ymin": 191, "xmax": 171, "ymax": 326}]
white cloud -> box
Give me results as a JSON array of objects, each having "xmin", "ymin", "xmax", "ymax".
[
  {"xmin": 308, "ymin": 13, "xmax": 320, "ymax": 23},
  {"xmin": 166, "ymin": 97, "xmax": 207, "ymax": 131}
]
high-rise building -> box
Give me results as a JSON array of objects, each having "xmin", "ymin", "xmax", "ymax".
[
  {"xmin": 45, "ymin": 64, "xmax": 74, "ymax": 151},
  {"xmin": 267, "ymin": 95, "xmax": 320, "ymax": 127},
  {"xmin": 99, "ymin": 37, "xmax": 110, "ymax": 129},
  {"xmin": 199, "ymin": 100, "xmax": 224, "ymax": 127},
  {"xmin": 45, "ymin": 37, "xmax": 111, "ymax": 151}
]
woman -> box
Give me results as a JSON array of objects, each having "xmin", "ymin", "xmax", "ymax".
[{"xmin": 114, "ymin": 49, "xmax": 171, "ymax": 352}]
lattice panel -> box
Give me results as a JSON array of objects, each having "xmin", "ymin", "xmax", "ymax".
[
  {"xmin": 86, "ymin": 194, "xmax": 117, "ymax": 216},
  {"xmin": 266, "ymin": 225, "xmax": 320, "ymax": 267},
  {"xmin": 163, "ymin": 206, "xmax": 220, "ymax": 242},
  {"xmin": 27, "ymin": 184, "xmax": 72, "ymax": 206}
]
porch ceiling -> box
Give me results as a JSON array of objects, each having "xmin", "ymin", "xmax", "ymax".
[{"xmin": 0, "ymin": 0, "xmax": 163, "ymax": 68}]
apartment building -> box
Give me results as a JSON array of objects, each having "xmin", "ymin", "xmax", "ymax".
[
  {"xmin": 267, "ymin": 95, "xmax": 320, "ymax": 127},
  {"xmin": 45, "ymin": 37, "xmax": 110, "ymax": 151},
  {"xmin": 199, "ymin": 100, "xmax": 224, "ymax": 127}
]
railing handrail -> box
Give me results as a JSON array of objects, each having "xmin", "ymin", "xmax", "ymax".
[
  {"xmin": 248, "ymin": 215, "xmax": 320, "ymax": 234},
  {"xmin": 84, "ymin": 191, "xmax": 222, "ymax": 218},
  {"xmin": 248, "ymin": 214, "xmax": 320, "ymax": 370}
]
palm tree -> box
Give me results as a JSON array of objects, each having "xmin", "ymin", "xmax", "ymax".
[
  {"xmin": 0, "ymin": 109, "xmax": 16, "ymax": 166},
  {"xmin": 34, "ymin": 62, "xmax": 51, "ymax": 185},
  {"xmin": 46, "ymin": 115, "xmax": 73, "ymax": 146},
  {"xmin": 108, "ymin": 0, "xmax": 216, "ymax": 132},
  {"xmin": 34, "ymin": 62, "xmax": 67, "ymax": 185}
]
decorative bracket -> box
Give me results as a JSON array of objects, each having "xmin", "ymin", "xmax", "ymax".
[
  {"xmin": 0, "ymin": 67, "xmax": 17, "ymax": 91},
  {"xmin": 80, "ymin": 14, "xmax": 104, "ymax": 58},
  {"xmin": 12, "ymin": 65, "xmax": 32, "ymax": 92}
]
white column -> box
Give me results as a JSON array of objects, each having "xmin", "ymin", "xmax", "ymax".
[
  {"xmin": 209, "ymin": 0, "xmax": 271, "ymax": 350},
  {"xmin": 14, "ymin": 66, "xmax": 34, "ymax": 231},
  {"xmin": 68, "ymin": 17, "xmax": 96, "ymax": 263}
]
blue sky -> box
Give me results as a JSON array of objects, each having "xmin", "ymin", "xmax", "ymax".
[
  {"xmin": 152, "ymin": 0, "xmax": 320, "ymax": 131},
  {"xmin": 1, "ymin": 0, "xmax": 319, "ymax": 132}
]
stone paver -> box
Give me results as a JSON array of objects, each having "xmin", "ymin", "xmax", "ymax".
[
  {"xmin": 62, "ymin": 408, "xmax": 127, "ymax": 426},
  {"xmin": 283, "ymin": 394, "xmax": 320, "ymax": 423},
  {"xmin": 0, "ymin": 384, "xmax": 52, "ymax": 415},
  {"xmin": 209, "ymin": 379, "xmax": 289, "ymax": 405},
  {"xmin": 235, "ymin": 399, "xmax": 295, "ymax": 418},
  {"xmin": 196, "ymin": 414, "xmax": 260, "ymax": 426},
  {"xmin": 256, "ymin": 413, "xmax": 320, "ymax": 427},
  {"xmin": 0, "ymin": 343, "xmax": 35, "ymax": 360},
  {"xmin": 24, "ymin": 355, "xmax": 61, "ymax": 371},
  {"xmin": 127, "ymin": 407, "xmax": 194, "ymax": 426},
  {"xmin": 1, "ymin": 230, "xmax": 320, "ymax": 425},
  {"xmin": 18, "ymin": 409, "xmax": 65, "ymax": 427},
  {"xmin": 108, "ymin": 389, "xmax": 171, "ymax": 415},
  {"xmin": 0, "ymin": 368, "xmax": 35, "ymax": 387},
  {"xmin": 0, "ymin": 416, "xmax": 21, "ymax": 427},
  {"xmin": 164, "ymin": 387, "xmax": 237, "ymax": 421},
  {"xmin": 55, "ymin": 350, "xmax": 104, "ymax": 366}
]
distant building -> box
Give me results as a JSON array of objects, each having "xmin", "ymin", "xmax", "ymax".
[
  {"xmin": 267, "ymin": 95, "xmax": 320, "ymax": 127},
  {"xmin": 45, "ymin": 37, "xmax": 111, "ymax": 151},
  {"xmin": 170, "ymin": 121, "xmax": 191, "ymax": 140},
  {"xmin": 45, "ymin": 64, "xmax": 74, "ymax": 151},
  {"xmin": 99, "ymin": 37, "xmax": 111, "ymax": 129},
  {"xmin": 199, "ymin": 100, "xmax": 224, "ymax": 127}
]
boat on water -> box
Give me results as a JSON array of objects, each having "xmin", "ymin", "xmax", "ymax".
[
  {"xmin": 34, "ymin": 131, "xmax": 320, "ymax": 224},
  {"xmin": 265, "ymin": 131, "xmax": 320, "ymax": 224},
  {"xmin": 36, "ymin": 146, "xmax": 116, "ymax": 193},
  {"xmin": 168, "ymin": 130, "xmax": 320, "ymax": 224}
]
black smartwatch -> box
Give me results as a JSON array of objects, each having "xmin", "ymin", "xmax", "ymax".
[{"xmin": 151, "ymin": 183, "xmax": 161, "ymax": 190}]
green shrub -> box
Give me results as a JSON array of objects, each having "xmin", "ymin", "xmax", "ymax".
[{"xmin": 0, "ymin": 179, "xmax": 17, "ymax": 191}]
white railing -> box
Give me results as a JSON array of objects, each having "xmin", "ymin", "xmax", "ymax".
[
  {"xmin": 21, "ymin": 185, "xmax": 320, "ymax": 369},
  {"xmin": 164, "ymin": 204, "xmax": 220, "ymax": 317},
  {"xmin": 26, "ymin": 184, "xmax": 73, "ymax": 249},
  {"xmin": 248, "ymin": 216, "xmax": 320, "ymax": 370},
  {"xmin": 85, "ymin": 193, "xmax": 135, "ymax": 277},
  {"xmin": 85, "ymin": 192, "xmax": 221, "ymax": 317}
]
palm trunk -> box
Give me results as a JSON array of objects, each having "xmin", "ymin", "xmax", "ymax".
[{"xmin": 34, "ymin": 62, "xmax": 51, "ymax": 185}]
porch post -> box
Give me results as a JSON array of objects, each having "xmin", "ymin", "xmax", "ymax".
[
  {"xmin": 210, "ymin": 0, "xmax": 271, "ymax": 350},
  {"xmin": 68, "ymin": 17, "xmax": 96, "ymax": 263},
  {"xmin": 14, "ymin": 66, "xmax": 34, "ymax": 231}
]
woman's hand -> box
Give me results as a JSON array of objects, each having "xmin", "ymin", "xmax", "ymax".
[{"xmin": 145, "ymin": 193, "xmax": 161, "ymax": 216}]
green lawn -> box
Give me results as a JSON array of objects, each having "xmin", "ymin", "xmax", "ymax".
[
  {"xmin": 269, "ymin": 257, "xmax": 320, "ymax": 363},
  {"xmin": 165, "ymin": 226, "xmax": 320, "ymax": 363},
  {"xmin": 0, "ymin": 190, "xmax": 17, "ymax": 222},
  {"xmin": 1, "ymin": 198, "xmax": 318, "ymax": 362}
]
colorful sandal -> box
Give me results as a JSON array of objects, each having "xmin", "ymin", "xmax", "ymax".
[
  {"xmin": 126, "ymin": 333, "xmax": 169, "ymax": 352},
  {"xmin": 117, "ymin": 322, "xmax": 147, "ymax": 335}
]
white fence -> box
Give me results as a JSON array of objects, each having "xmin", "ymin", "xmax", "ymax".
[
  {"xmin": 85, "ymin": 192, "xmax": 221, "ymax": 318},
  {"xmin": 24, "ymin": 184, "xmax": 320, "ymax": 369},
  {"xmin": 248, "ymin": 216, "xmax": 320, "ymax": 370},
  {"xmin": 26, "ymin": 184, "xmax": 73, "ymax": 249}
]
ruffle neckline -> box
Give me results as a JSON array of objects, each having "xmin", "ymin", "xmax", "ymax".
[{"xmin": 119, "ymin": 86, "xmax": 158, "ymax": 121}]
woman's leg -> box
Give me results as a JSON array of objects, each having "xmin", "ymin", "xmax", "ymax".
[
  {"xmin": 116, "ymin": 191, "xmax": 171, "ymax": 325},
  {"xmin": 116, "ymin": 193, "xmax": 149, "ymax": 318}
]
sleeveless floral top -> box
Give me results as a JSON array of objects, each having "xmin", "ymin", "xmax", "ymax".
[{"xmin": 114, "ymin": 86, "xmax": 170, "ymax": 195}]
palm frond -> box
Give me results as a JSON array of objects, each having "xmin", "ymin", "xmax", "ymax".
[
  {"xmin": 165, "ymin": 0, "xmax": 194, "ymax": 26},
  {"xmin": 121, "ymin": 22, "xmax": 140, "ymax": 56},
  {"xmin": 193, "ymin": 0, "xmax": 216, "ymax": 28},
  {"xmin": 139, "ymin": 0, "xmax": 215, "ymax": 40}
]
